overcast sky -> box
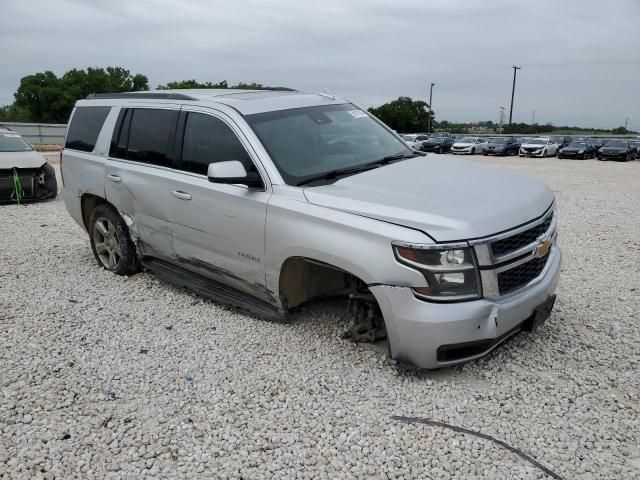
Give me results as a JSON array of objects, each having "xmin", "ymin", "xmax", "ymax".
[{"xmin": 1, "ymin": 0, "xmax": 639, "ymax": 129}]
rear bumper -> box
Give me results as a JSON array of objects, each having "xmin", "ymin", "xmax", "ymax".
[{"xmin": 371, "ymin": 246, "xmax": 561, "ymax": 370}]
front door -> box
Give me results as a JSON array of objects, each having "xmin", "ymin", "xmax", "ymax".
[{"xmin": 167, "ymin": 108, "xmax": 271, "ymax": 300}]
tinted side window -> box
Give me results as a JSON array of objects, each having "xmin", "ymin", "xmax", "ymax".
[
  {"xmin": 126, "ymin": 109, "xmax": 178, "ymax": 167},
  {"xmin": 180, "ymin": 113, "xmax": 253, "ymax": 175},
  {"xmin": 65, "ymin": 106, "xmax": 111, "ymax": 152}
]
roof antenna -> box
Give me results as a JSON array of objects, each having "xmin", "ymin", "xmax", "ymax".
[{"xmin": 318, "ymin": 88, "xmax": 335, "ymax": 100}]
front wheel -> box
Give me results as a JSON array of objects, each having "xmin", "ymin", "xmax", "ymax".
[{"xmin": 89, "ymin": 204, "xmax": 140, "ymax": 275}]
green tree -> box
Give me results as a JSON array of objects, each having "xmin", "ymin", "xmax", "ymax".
[
  {"xmin": 157, "ymin": 79, "xmax": 229, "ymax": 90},
  {"xmin": 611, "ymin": 126, "xmax": 628, "ymax": 135},
  {"xmin": 10, "ymin": 67, "xmax": 148, "ymax": 123},
  {"xmin": 367, "ymin": 97, "xmax": 434, "ymax": 133},
  {"xmin": 157, "ymin": 79, "xmax": 271, "ymax": 90}
]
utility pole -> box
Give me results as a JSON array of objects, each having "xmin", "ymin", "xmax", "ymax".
[
  {"xmin": 498, "ymin": 106, "xmax": 506, "ymax": 134},
  {"xmin": 428, "ymin": 83, "xmax": 435, "ymax": 133},
  {"xmin": 625, "ymin": 118, "xmax": 629, "ymax": 131},
  {"xmin": 508, "ymin": 66, "xmax": 521, "ymax": 125},
  {"xmin": 531, "ymin": 110, "xmax": 535, "ymax": 125}
]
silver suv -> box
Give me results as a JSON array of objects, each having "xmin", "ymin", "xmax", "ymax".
[{"xmin": 61, "ymin": 89, "xmax": 561, "ymax": 370}]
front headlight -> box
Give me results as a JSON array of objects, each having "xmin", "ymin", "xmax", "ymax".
[
  {"xmin": 578, "ymin": 149, "xmax": 584, "ymax": 154},
  {"xmin": 393, "ymin": 243, "xmax": 481, "ymax": 301}
]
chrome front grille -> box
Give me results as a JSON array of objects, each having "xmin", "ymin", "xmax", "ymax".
[
  {"xmin": 497, "ymin": 252, "xmax": 550, "ymax": 295},
  {"xmin": 491, "ymin": 211, "xmax": 554, "ymax": 257},
  {"xmin": 471, "ymin": 205, "xmax": 557, "ymax": 299}
]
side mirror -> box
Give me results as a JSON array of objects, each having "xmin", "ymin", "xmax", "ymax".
[{"xmin": 207, "ymin": 161, "xmax": 264, "ymax": 189}]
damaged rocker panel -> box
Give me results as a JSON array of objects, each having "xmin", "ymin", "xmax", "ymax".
[{"xmin": 141, "ymin": 257, "xmax": 286, "ymax": 322}]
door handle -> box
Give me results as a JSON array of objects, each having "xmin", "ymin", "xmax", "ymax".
[
  {"xmin": 171, "ymin": 190, "xmax": 192, "ymax": 201},
  {"xmin": 107, "ymin": 174, "xmax": 121, "ymax": 183}
]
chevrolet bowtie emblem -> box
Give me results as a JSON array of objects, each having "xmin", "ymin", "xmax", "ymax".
[{"xmin": 536, "ymin": 239, "xmax": 552, "ymax": 257}]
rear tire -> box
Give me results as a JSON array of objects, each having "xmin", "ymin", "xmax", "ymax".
[{"xmin": 89, "ymin": 204, "xmax": 140, "ymax": 276}]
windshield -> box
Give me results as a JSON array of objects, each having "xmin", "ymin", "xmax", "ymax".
[
  {"xmin": 0, "ymin": 133, "xmax": 33, "ymax": 152},
  {"xmin": 528, "ymin": 139, "xmax": 548, "ymax": 145},
  {"xmin": 568, "ymin": 142, "xmax": 587, "ymax": 148},
  {"xmin": 606, "ymin": 140, "xmax": 627, "ymax": 148},
  {"xmin": 489, "ymin": 138, "xmax": 507, "ymax": 144},
  {"xmin": 246, "ymin": 104, "xmax": 412, "ymax": 186}
]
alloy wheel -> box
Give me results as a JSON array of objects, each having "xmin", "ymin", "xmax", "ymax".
[{"xmin": 92, "ymin": 217, "xmax": 122, "ymax": 270}]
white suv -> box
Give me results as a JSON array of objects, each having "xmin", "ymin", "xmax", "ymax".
[{"xmin": 62, "ymin": 89, "xmax": 561, "ymax": 370}]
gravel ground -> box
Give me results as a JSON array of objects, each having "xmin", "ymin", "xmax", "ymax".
[{"xmin": 1, "ymin": 156, "xmax": 639, "ymax": 479}]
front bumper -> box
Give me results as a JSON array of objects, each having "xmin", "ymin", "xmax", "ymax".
[
  {"xmin": 520, "ymin": 150, "xmax": 544, "ymax": 157},
  {"xmin": 483, "ymin": 149, "xmax": 505, "ymax": 156},
  {"xmin": 599, "ymin": 152, "xmax": 626, "ymax": 160},
  {"xmin": 371, "ymin": 246, "xmax": 561, "ymax": 369},
  {"xmin": 451, "ymin": 148, "xmax": 473, "ymax": 154},
  {"xmin": 422, "ymin": 144, "xmax": 445, "ymax": 152},
  {"xmin": 0, "ymin": 164, "xmax": 57, "ymax": 204}
]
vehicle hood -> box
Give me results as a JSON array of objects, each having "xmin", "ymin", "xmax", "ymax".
[
  {"xmin": 601, "ymin": 147, "xmax": 626, "ymax": 152},
  {"xmin": 426, "ymin": 138, "xmax": 447, "ymax": 144},
  {"xmin": 303, "ymin": 155, "xmax": 554, "ymax": 242},
  {"xmin": 452, "ymin": 142, "xmax": 474, "ymax": 147},
  {"xmin": 563, "ymin": 146, "xmax": 587, "ymax": 152},
  {"xmin": 0, "ymin": 151, "xmax": 47, "ymax": 169},
  {"xmin": 521, "ymin": 143, "xmax": 546, "ymax": 149},
  {"xmin": 486, "ymin": 143, "xmax": 505, "ymax": 148}
]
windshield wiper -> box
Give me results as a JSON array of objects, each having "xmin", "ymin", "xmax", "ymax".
[
  {"xmin": 296, "ymin": 153, "xmax": 417, "ymax": 187},
  {"xmin": 296, "ymin": 164, "xmax": 379, "ymax": 186},
  {"xmin": 367, "ymin": 152, "xmax": 418, "ymax": 165}
]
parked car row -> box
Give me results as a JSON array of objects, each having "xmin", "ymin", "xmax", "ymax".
[{"xmin": 400, "ymin": 132, "xmax": 639, "ymax": 162}]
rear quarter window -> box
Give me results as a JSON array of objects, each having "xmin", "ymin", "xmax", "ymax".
[
  {"xmin": 112, "ymin": 108, "xmax": 178, "ymax": 167},
  {"xmin": 65, "ymin": 106, "xmax": 111, "ymax": 152}
]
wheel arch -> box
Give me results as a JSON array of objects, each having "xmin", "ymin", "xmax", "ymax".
[
  {"xmin": 277, "ymin": 256, "xmax": 370, "ymax": 310},
  {"xmin": 81, "ymin": 193, "xmax": 108, "ymax": 231}
]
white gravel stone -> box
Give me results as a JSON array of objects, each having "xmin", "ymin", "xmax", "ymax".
[{"xmin": 0, "ymin": 157, "xmax": 639, "ymax": 479}]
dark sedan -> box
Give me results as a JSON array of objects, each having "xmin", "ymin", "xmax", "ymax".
[
  {"xmin": 597, "ymin": 140, "xmax": 636, "ymax": 161},
  {"xmin": 558, "ymin": 141, "xmax": 596, "ymax": 159},
  {"xmin": 421, "ymin": 133, "xmax": 454, "ymax": 153},
  {"xmin": 482, "ymin": 137, "xmax": 520, "ymax": 156}
]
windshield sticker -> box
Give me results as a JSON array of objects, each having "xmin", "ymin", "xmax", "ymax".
[
  {"xmin": 347, "ymin": 110, "xmax": 368, "ymax": 119},
  {"xmin": 3, "ymin": 133, "xmax": 21, "ymax": 137}
]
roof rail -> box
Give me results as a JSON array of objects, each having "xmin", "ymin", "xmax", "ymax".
[
  {"xmin": 0, "ymin": 124, "xmax": 15, "ymax": 131},
  {"xmin": 258, "ymin": 86, "xmax": 297, "ymax": 92},
  {"xmin": 85, "ymin": 92, "xmax": 197, "ymax": 100}
]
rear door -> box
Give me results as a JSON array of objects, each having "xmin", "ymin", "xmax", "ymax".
[
  {"xmin": 167, "ymin": 107, "xmax": 271, "ymax": 299},
  {"xmin": 104, "ymin": 106, "xmax": 180, "ymax": 259}
]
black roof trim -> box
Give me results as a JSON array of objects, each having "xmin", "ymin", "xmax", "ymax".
[
  {"xmin": 86, "ymin": 92, "xmax": 197, "ymax": 100},
  {"xmin": 257, "ymin": 87, "xmax": 297, "ymax": 91}
]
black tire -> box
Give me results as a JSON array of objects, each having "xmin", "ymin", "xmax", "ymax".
[
  {"xmin": 483, "ymin": 152, "xmax": 488, "ymax": 156},
  {"xmin": 43, "ymin": 163, "xmax": 58, "ymax": 199},
  {"xmin": 89, "ymin": 204, "xmax": 140, "ymax": 276},
  {"xmin": 471, "ymin": 148, "xmax": 476, "ymax": 155}
]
